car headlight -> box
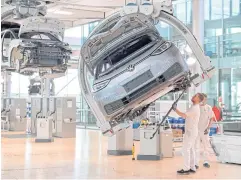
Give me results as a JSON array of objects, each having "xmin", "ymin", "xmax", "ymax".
[
  {"xmin": 92, "ymin": 79, "xmax": 110, "ymax": 92},
  {"xmin": 151, "ymin": 42, "xmax": 172, "ymax": 56}
]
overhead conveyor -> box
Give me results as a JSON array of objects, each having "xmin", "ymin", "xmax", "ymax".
[
  {"xmin": 78, "ymin": 0, "xmax": 215, "ymax": 137},
  {"xmin": 1, "ymin": 0, "xmax": 75, "ymax": 137}
]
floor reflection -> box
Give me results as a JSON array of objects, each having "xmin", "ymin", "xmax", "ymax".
[{"xmin": 1, "ymin": 129, "xmax": 241, "ymax": 179}]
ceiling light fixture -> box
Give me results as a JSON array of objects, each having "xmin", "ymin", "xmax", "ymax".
[{"xmin": 53, "ymin": 10, "xmax": 73, "ymax": 15}]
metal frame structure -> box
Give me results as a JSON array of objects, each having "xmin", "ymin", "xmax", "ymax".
[{"xmin": 79, "ymin": 0, "xmax": 215, "ymax": 137}]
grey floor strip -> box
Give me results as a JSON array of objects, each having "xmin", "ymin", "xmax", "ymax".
[
  {"xmin": 137, "ymin": 154, "xmax": 162, "ymax": 160},
  {"xmin": 1, "ymin": 134, "xmax": 35, "ymax": 138},
  {"xmin": 107, "ymin": 150, "xmax": 132, "ymax": 156}
]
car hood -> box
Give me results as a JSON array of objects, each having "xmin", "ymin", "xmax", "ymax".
[
  {"xmin": 19, "ymin": 17, "xmax": 65, "ymax": 40},
  {"xmin": 81, "ymin": 12, "xmax": 159, "ymax": 74}
]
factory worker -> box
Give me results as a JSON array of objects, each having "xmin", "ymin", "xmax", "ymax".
[
  {"xmin": 195, "ymin": 93, "xmax": 216, "ymax": 169},
  {"xmin": 172, "ymin": 93, "xmax": 204, "ymax": 175}
]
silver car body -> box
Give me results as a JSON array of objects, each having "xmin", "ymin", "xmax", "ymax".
[
  {"xmin": 81, "ymin": 13, "xmax": 189, "ymax": 123},
  {"xmin": 2, "ymin": 17, "xmax": 71, "ymax": 77}
]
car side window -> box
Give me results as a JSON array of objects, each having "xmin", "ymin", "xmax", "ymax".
[
  {"xmin": 31, "ymin": 34, "xmax": 51, "ymax": 40},
  {"xmin": 40, "ymin": 34, "xmax": 51, "ymax": 40},
  {"xmin": 31, "ymin": 34, "xmax": 41, "ymax": 39},
  {"xmin": 21, "ymin": 32, "xmax": 58, "ymax": 41}
]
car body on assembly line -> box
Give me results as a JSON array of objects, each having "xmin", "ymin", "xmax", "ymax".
[
  {"xmin": 2, "ymin": 17, "xmax": 71, "ymax": 77},
  {"xmin": 81, "ymin": 12, "xmax": 190, "ymax": 124}
]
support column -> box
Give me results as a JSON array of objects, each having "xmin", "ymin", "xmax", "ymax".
[
  {"xmin": 2, "ymin": 71, "xmax": 12, "ymax": 98},
  {"xmin": 42, "ymin": 78, "xmax": 51, "ymax": 97},
  {"xmin": 107, "ymin": 122, "xmax": 133, "ymax": 156},
  {"xmin": 42, "ymin": 78, "xmax": 51, "ymax": 116},
  {"xmin": 190, "ymin": 0, "xmax": 205, "ymax": 97},
  {"xmin": 35, "ymin": 78, "xmax": 53, "ymax": 142}
]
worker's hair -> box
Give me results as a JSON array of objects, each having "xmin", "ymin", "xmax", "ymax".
[
  {"xmin": 197, "ymin": 93, "xmax": 205, "ymax": 102},
  {"xmin": 202, "ymin": 93, "xmax": 207, "ymax": 98}
]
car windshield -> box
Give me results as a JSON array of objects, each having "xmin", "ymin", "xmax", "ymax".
[
  {"xmin": 94, "ymin": 34, "xmax": 154, "ymax": 79},
  {"xmin": 20, "ymin": 32, "xmax": 60, "ymax": 41}
]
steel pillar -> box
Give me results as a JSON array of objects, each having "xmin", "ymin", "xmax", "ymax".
[
  {"xmin": 189, "ymin": 0, "xmax": 205, "ymax": 99},
  {"xmin": 2, "ymin": 71, "xmax": 12, "ymax": 98},
  {"xmin": 41, "ymin": 78, "xmax": 51, "ymax": 116}
]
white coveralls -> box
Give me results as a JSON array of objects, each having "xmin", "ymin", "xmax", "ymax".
[
  {"xmin": 182, "ymin": 104, "xmax": 200, "ymax": 171},
  {"xmin": 195, "ymin": 104, "xmax": 214, "ymax": 165}
]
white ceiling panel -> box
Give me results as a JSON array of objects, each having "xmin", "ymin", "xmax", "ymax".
[
  {"xmin": 44, "ymin": 0, "xmax": 124, "ymax": 27},
  {"xmin": 2, "ymin": 0, "xmax": 124, "ymax": 28}
]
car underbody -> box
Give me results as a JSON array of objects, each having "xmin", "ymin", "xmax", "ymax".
[{"xmin": 10, "ymin": 41, "xmax": 70, "ymax": 75}]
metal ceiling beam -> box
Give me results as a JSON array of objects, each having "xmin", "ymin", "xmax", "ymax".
[
  {"xmin": 55, "ymin": 2, "xmax": 121, "ymax": 9},
  {"xmin": 63, "ymin": 6, "xmax": 111, "ymax": 13}
]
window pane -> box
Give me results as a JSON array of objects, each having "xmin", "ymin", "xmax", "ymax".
[
  {"xmin": 186, "ymin": 1, "xmax": 192, "ymax": 24},
  {"xmin": 66, "ymin": 69, "xmax": 80, "ymax": 95},
  {"xmin": 204, "ymin": 0, "xmax": 210, "ymax": 20},
  {"xmin": 211, "ymin": 0, "xmax": 222, "ymax": 20},
  {"xmin": 11, "ymin": 73, "xmax": 29, "ymax": 97},
  {"xmin": 64, "ymin": 26, "xmax": 82, "ymax": 38},
  {"xmin": 54, "ymin": 76, "xmax": 67, "ymax": 96},
  {"xmin": 83, "ymin": 24, "xmax": 89, "ymax": 38},
  {"xmin": 232, "ymin": 0, "xmax": 240, "ymax": 16},
  {"xmin": 223, "ymin": 0, "xmax": 230, "ymax": 19},
  {"xmin": 176, "ymin": 2, "xmax": 186, "ymax": 23}
]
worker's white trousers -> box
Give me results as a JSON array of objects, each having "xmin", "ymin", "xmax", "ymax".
[
  {"xmin": 26, "ymin": 117, "xmax": 31, "ymax": 133},
  {"xmin": 195, "ymin": 131, "xmax": 210, "ymax": 165},
  {"xmin": 183, "ymin": 130, "xmax": 198, "ymax": 171}
]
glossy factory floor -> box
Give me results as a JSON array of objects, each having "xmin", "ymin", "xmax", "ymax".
[{"xmin": 2, "ymin": 129, "xmax": 241, "ymax": 179}]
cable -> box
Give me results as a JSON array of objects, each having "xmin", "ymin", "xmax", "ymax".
[{"xmin": 150, "ymin": 88, "xmax": 187, "ymax": 139}]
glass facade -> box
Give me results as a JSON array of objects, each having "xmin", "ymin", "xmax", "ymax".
[
  {"xmin": 203, "ymin": 0, "xmax": 241, "ymax": 110},
  {"xmin": 156, "ymin": 0, "xmax": 241, "ymax": 110},
  {"xmin": 64, "ymin": 21, "xmax": 99, "ymax": 127}
]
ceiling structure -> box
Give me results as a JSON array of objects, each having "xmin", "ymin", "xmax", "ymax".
[
  {"xmin": 1, "ymin": 0, "xmax": 124, "ymax": 28},
  {"xmin": 41, "ymin": 0, "xmax": 124, "ymax": 28},
  {"xmin": 45, "ymin": 0, "xmax": 180, "ymax": 28},
  {"xmin": 2, "ymin": 0, "xmax": 181, "ymax": 28}
]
